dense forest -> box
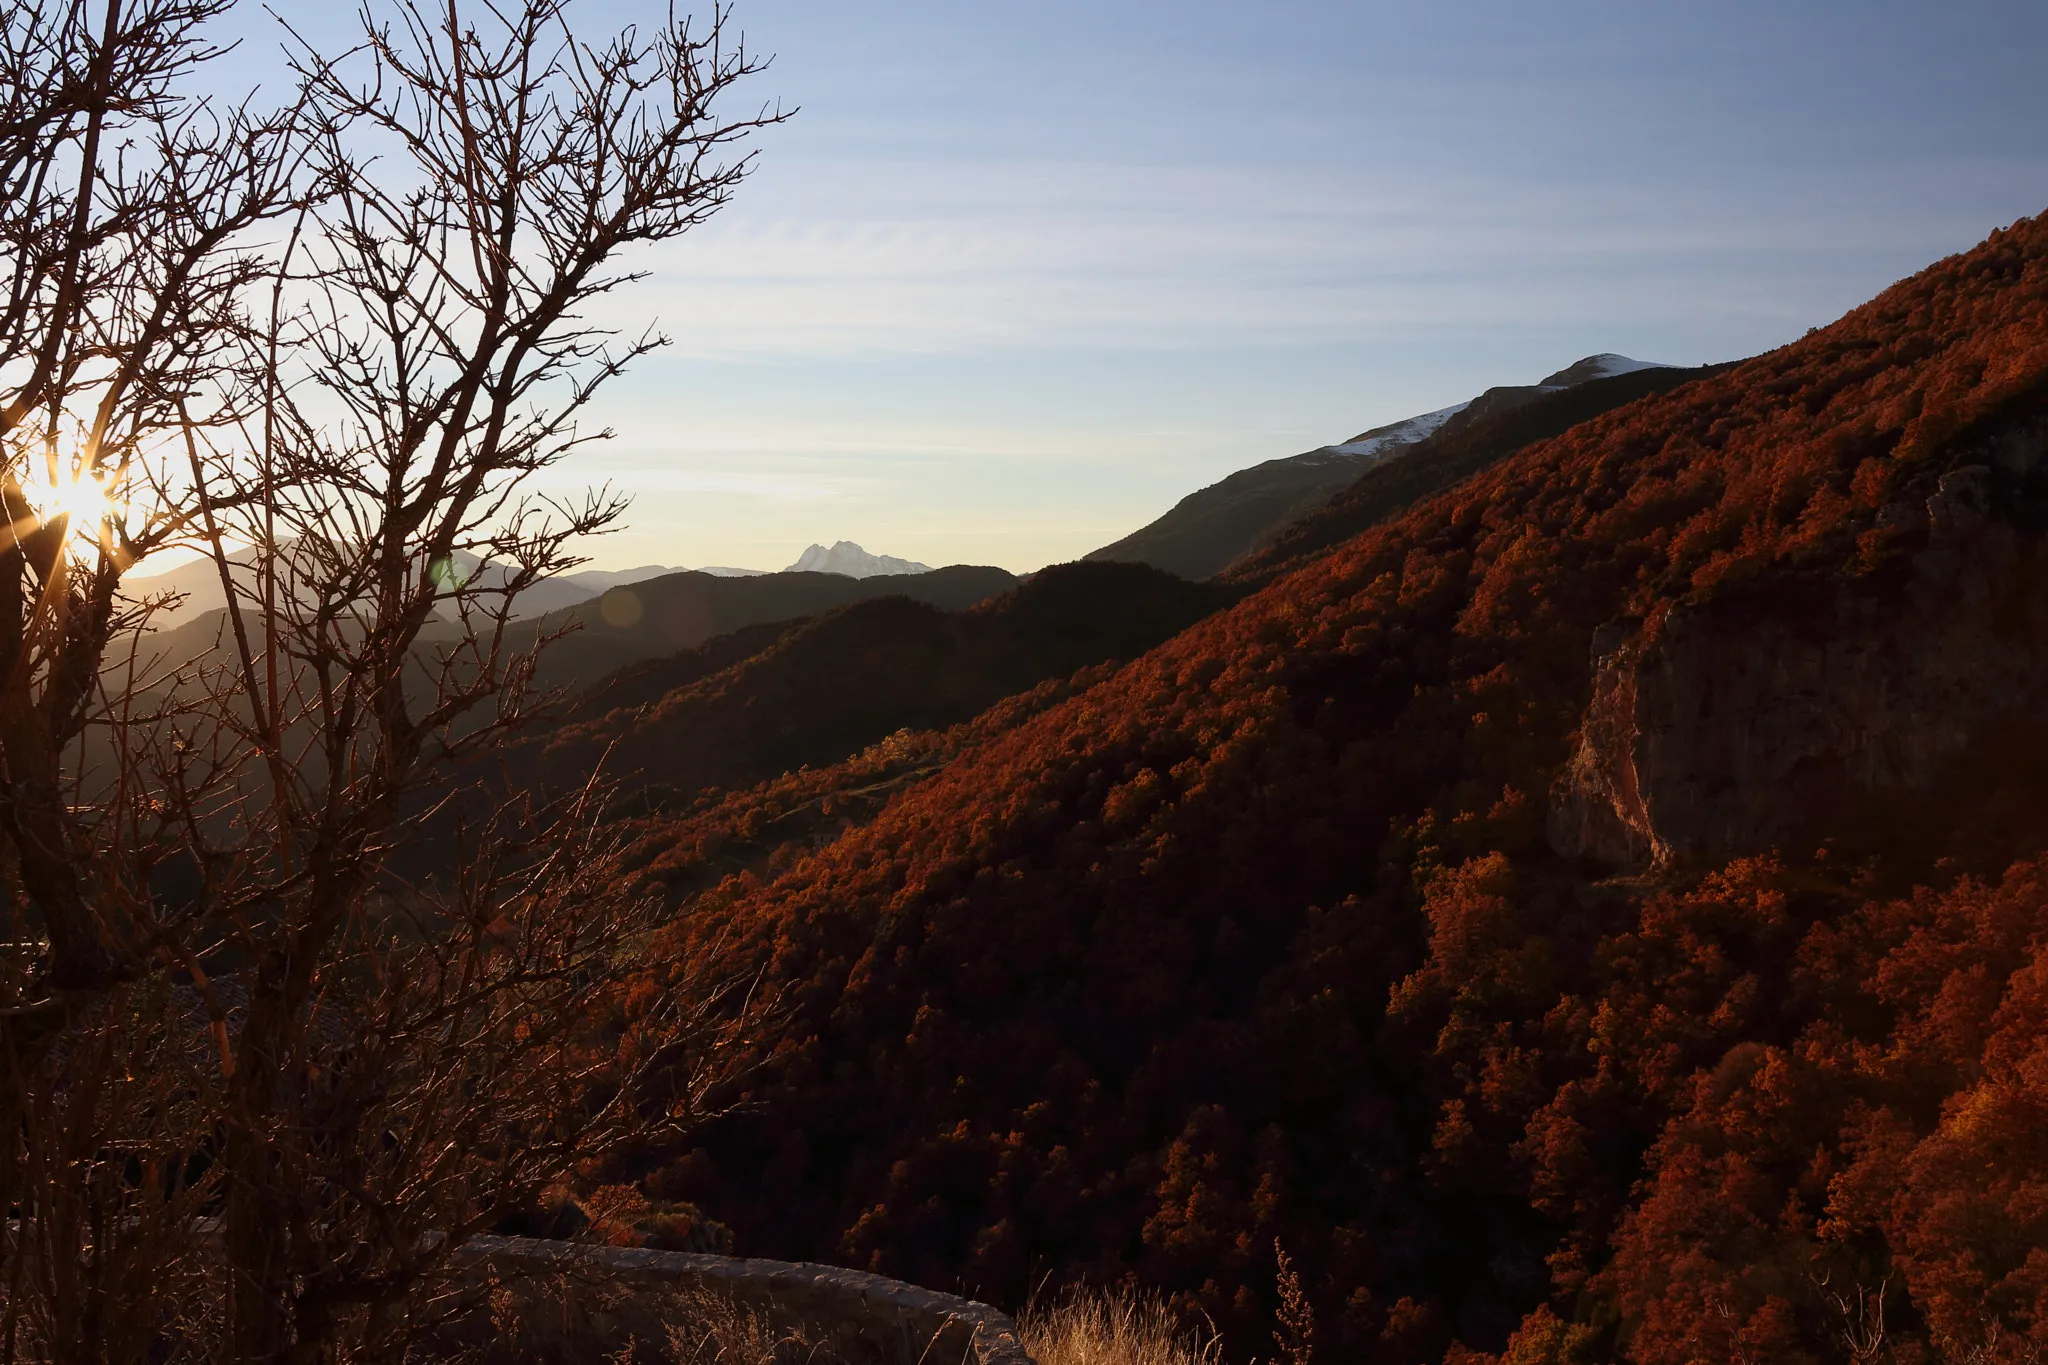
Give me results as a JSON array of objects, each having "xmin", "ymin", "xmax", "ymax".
[{"xmin": 581, "ymin": 213, "xmax": 2048, "ymax": 1363}]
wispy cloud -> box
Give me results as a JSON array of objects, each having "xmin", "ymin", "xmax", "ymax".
[
  {"xmin": 600, "ymin": 153, "xmax": 2046, "ymax": 361},
  {"xmin": 547, "ymin": 468, "xmax": 844, "ymax": 501}
]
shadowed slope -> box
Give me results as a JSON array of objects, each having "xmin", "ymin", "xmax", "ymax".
[
  {"xmin": 522, "ymin": 561, "xmax": 1238, "ymax": 810},
  {"xmin": 1081, "ymin": 445, "xmax": 1389, "ymax": 581},
  {"xmin": 516, "ymin": 564, "xmax": 1019, "ymax": 692}
]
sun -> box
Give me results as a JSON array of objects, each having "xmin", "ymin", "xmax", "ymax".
[
  {"xmin": 38, "ymin": 469, "xmax": 116, "ymax": 528},
  {"xmin": 17, "ymin": 455, "xmax": 125, "ymax": 550}
]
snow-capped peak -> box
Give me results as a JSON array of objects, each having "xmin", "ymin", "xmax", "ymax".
[{"xmin": 786, "ymin": 541, "xmax": 932, "ymax": 579}]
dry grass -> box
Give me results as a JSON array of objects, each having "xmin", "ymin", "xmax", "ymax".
[
  {"xmin": 1018, "ymin": 1286, "xmax": 1222, "ymax": 1365},
  {"xmin": 657, "ymin": 1287, "xmax": 828, "ymax": 1365}
]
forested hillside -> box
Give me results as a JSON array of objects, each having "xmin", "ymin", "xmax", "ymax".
[
  {"xmin": 503, "ymin": 563, "xmax": 1019, "ymax": 692},
  {"xmin": 606, "ymin": 213, "xmax": 2048, "ymax": 1364}
]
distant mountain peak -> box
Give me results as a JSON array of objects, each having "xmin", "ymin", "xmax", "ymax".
[
  {"xmin": 1537, "ymin": 353, "xmax": 1672, "ymax": 388},
  {"xmin": 786, "ymin": 541, "xmax": 933, "ymax": 579}
]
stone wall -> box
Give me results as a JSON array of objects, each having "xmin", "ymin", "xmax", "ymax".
[{"xmin": 456, "ymin": 1235, "xmax": 1035, "ymax": 1365}]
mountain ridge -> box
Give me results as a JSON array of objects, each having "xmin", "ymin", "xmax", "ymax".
[
  {"xmin": 513, "ymin": 560, "xmax": 1239, "ymax": 812},
  {"xmin": 1082, "ymin": 354, "xmax": 1672, "ymax": 581},
  {"xmin": 129, "ymin": 562, "xmax": 1022, "ymax": 700}
]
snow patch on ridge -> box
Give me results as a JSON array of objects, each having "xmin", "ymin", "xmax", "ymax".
[
  {"xmin": 1587, "ymin": 353, "xmax": 1666, "ymax": 378},
  {"xmin": 1324, "ymin": 401, "xmax": 1472, "ymax": 460}
]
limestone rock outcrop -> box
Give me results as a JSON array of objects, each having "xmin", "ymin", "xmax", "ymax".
[{"xmin": 1551, "ymin": 418, "xmax": 2048, "ymax": 868}]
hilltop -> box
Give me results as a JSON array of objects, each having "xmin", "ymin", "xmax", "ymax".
[{"xmin": 1082, "ymin": 355, "xmax": 1673, "ymax": 582}]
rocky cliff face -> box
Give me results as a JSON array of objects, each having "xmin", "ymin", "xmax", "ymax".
[{"xmin": 1551, "ymin": 415, "xmax": 2048, "ymax": 868}]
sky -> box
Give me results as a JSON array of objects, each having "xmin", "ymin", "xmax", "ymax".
[{"xmin": 225, "ymin": 0, "xmax": 2048, "ymax": 573}]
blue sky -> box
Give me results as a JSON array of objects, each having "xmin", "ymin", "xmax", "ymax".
[{"xmin": 244, "ymin": 0, "xmax": 2048, "ymax": 572}]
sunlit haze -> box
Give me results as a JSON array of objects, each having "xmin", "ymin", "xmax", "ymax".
[{"xmin": 225, "ymin": 0, "xmax": 2048, "ymax": 573}]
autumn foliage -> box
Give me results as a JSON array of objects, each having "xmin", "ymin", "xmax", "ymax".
[{"xmin": 605, "ymin": 213, "xmax": 2048, "ymax": 1363}]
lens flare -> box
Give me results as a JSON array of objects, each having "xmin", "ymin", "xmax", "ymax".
[
  {"xmin": 36, "ymin": 469, "xmax": 116, "ymax": 528},
  {"xmin": 19, "ymin": 464, "xmax": 119, "ymax": 532},
  {"xmin": 13, "ymin": 455, "xmax": 126, "ymax": 556}
]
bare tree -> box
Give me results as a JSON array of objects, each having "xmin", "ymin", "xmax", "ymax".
[
  {"xmin": 0, "ymin": 0, "xmax": 784, "ymax": 1360},
  {"xmin": 0, "ymin": 7, "xmax": 309, "ymax": 1352},
  {"xmin": 1812, "ymin": 1270, "xmax": 1891, "ymax": 1365},
  {"xmin": 0, "ymin": 0, "xmax": 309, "ymax": 999}
]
